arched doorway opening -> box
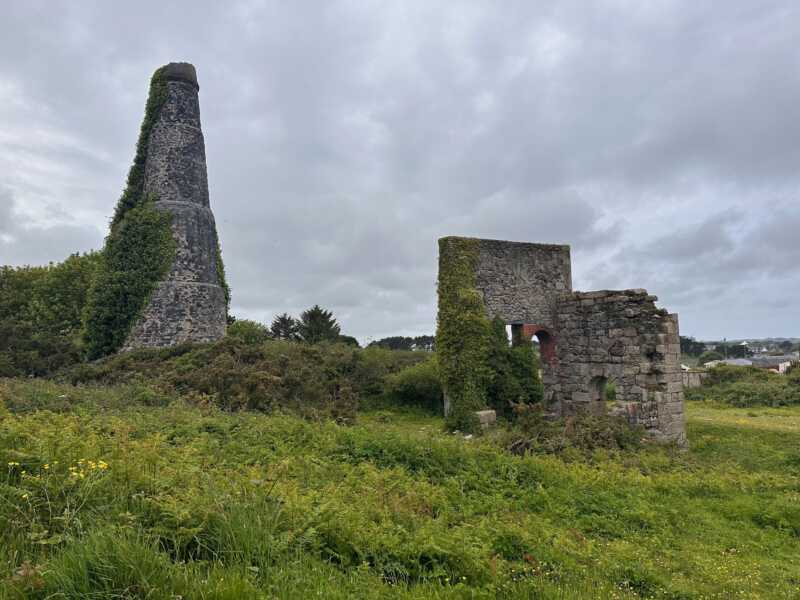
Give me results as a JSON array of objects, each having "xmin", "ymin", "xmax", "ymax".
[{"xmin": 513, "ymin": 324, "xmax": 555, "ymax": 366}]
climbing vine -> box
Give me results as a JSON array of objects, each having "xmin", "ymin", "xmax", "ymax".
[
  {"xmin": 110, "ymin": 67, "xmax": 168, "ymax": 227},
  {"xmin": 215, "ymin": 233, "xmax": 231, "ymax": 314},
  {"xmin": 435, "ymin": 237, "xmax": 494, "ymax": 433},
  {"xmin": 82, "ymin": 68, "xmax": 176, "ymax": 359}
]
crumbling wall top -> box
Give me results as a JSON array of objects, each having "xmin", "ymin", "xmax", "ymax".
[
  {"xmin": 468, "ymin": 237, "xmax": 571, "ymax": 327},
  {"xmin": 162, "ymin": 62, "xmax": 199, "ymax": 90}
]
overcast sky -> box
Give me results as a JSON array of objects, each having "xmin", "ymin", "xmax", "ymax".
[{"xmin": 1, "ymin": 1, "xmax": 798, "ymax": 343}]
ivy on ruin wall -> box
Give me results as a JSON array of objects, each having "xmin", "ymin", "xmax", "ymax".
[
  {"xmin": 215, "ymin": 234, "xmax": 230, "ymax": 313},
  {"xmin": 435, "ymin": 237, "xmax": 494, "ymax": 433},
  {"xmin": 82, "ymin": 68, "xmax": 177, "ymax": 359}
]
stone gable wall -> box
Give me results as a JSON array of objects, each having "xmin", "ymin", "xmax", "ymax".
[{"xmin": 475, "ymin": 239, "xmax": 571, "ymax": 328}]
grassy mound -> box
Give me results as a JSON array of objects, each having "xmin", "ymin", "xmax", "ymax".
[{"xmin": 63, "ymin": 339, "xmax": 430, "ymax": 422}]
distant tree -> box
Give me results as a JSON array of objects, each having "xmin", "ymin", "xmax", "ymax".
[
  {"xmin": 297, "ymin": 305, "xmax": 341, "ymax": 344},
  {"xmin": 716, "ymin": 343, "xmax": 751, "ymax": 359},
  {"xmin": 270, "ymin": 313, "xmax": 299, "ymax": 341},
  {"xmin": 338, "ymin": 335, "xmax": 360, "ymax": 347},
  {"xmin": 412, "ymin": 335, "xmax": 436, "ymax": 351},
  {"xmin": 369, "ymin": 336, "xmax": 412, "ymax": 350},
  {"xmin": 680, "ymin": 336, "xmax": 706, "ymax": 356},
  {"xmin": 778, "ymin": 340, "xmax": 794, "ymax": 353},
  {"xmin": 227, "ymin": 319, "xmax": 271, "ymax": 345},
  {"xmin": 697, "ymin": 350, "xmax": 724, "ymax": 366},
  {"xmin": 368, "ymin": 335, "xmax": 435, "ymax": 351}
]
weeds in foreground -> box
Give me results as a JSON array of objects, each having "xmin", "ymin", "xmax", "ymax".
[{"xmin": 1, "ymin": 378, "xmax": 799, "ymax": 598}]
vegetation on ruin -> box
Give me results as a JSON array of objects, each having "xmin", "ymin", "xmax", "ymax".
[
  {"xmin": 1, "ymin": 67, "xmax": 234, "ymax": 363},
  {"xmin": 82, "ymin": 199, "xmax": 176, "ymax": 360},
  {"xmin": 436, "ymin": 239, "xmax": 542, "ymax": 433},
  {"xmin": 109, "ymin": 67, "xmax": 169, "ymax": 227},
  {"xmin": 82, "ymin": 67, "xmax": 177, "ymax": 359},
  {"xmin": 1, "ymin": 375, "xmax": 798, "ymax": 598},
  {"xmin": 435, "ymin": 237, "xmax": 494, "ymax": 432},
  {"xmin": 686, "ymin": 364, "xmax": 800, "ymax": 407},
  {"xmin": 215, "ymin": 233, "xmax": 231, "ymax": 312}
]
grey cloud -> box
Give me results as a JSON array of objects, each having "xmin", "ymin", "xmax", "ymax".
[
  {"xmin": 1, "ymin": 1, "xmax": 799, "ymax": 340},
  {"xmin": 0, "ymin": 187, "xmax": 102, "ymax": 266}
]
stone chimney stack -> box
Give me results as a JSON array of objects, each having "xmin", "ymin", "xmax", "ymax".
[{"xmin": 124, "ymin": 62, "xmax": 227, "ymax": 349}]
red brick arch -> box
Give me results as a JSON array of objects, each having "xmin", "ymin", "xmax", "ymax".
[{"xmin": 519, "ymin": 324, "xmax": 557, "ymax": 365}]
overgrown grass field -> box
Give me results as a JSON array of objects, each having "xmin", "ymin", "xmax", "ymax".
[{"xmin": 1, "ymin": 379, "xmax": 798, "ymax": 598}]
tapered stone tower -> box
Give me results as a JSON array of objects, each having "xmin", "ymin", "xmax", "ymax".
[{"xmin": 124, "ymin": 62, "xmax": 227, "ymax": 349}]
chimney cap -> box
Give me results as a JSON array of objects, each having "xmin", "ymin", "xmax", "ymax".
[{"xmin": 161, "ymin": 62, "xmax": 198, "ymax": 89}]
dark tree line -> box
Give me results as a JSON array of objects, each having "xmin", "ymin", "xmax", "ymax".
[
  {"xmin": 680, "ymin": 336, "xmax": 706, "ymax": 356},
  {"xmin": 228, "ymin": 305, "xmax": 358, "ymax": 346},
  {"xmin": 368, "ymin": 335, "xmax": 435, "ymax": 352}
]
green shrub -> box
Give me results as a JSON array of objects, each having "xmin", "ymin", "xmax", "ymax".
[
  {"xmin": 62, "ymin": 338, "xmax": 429, "ymax": 422},
  {"xmin": 686, "ymin": 365, "xmax": 800, "ymax": 407},
  {"xmin": 226, "ymin": 319, "xmax": 271, "ymax": 345},
  {"xmin": 705, "ymin": 364, "xmax": 769, "ymax": 385},
  {"xmin": 485, "ymin": 317, "xmax": 543, "ymax": 419},
  {"xmin": 697, "ymin": 350, "xmax": 724, "ymax": 365},
  {"xmin": 384, "ymin": 358, "xmax": 442, "ymax": 414},
  {"xmin": 0, "ymin": 253, "xmax": 100, "ymax": 376}
]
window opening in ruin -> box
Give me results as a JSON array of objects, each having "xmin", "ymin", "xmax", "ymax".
[
  {"xmin": 532, "ymin": 329, "xmax": 555, "ymax": 365},
  {"xmin": 590, "ymin": 376, "xmax": 619, "ymax": 414}
]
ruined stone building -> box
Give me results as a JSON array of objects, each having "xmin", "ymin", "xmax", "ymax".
[
  {"xmin": 437, "ymin": 237, "xmax": 687, "ymax": 446},
  {"xmin": 124, "ymin": 63, "xmax": 228, "ymax": 349}
]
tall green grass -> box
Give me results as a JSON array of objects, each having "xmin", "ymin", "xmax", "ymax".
[{"xmin": 1, "ymin": 378, "xmax": 799, "ymax": 598}]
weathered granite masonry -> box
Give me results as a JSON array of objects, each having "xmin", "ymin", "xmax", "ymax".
[
  {"xmin": 124, "ymin": 63, "xmax": 227, "ymax": 349},
  {"xmin": 437, "ymin": 237, "xmax": 687, "ymax": 446}
]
